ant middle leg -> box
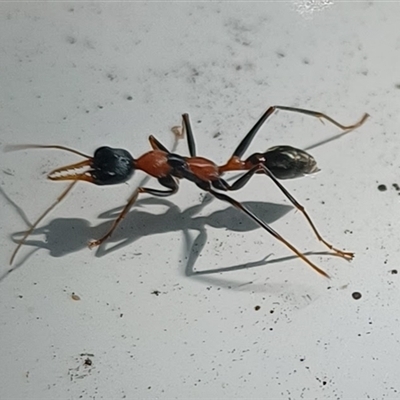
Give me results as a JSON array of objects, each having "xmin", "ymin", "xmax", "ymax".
[{"xmin": 88, "ymin": 176, "xmax": 179, "ymax": 248}]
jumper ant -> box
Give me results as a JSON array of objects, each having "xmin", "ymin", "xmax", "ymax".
[{"xmin": 7, "ymin": 106, "xmax": 369, "ymax": 277}]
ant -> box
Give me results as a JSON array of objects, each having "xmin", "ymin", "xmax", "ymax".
[{"xmin": 7, "ymin": 106, "xmax": 369, "ymax": 277}]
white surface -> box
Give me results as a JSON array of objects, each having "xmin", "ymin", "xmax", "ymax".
[{"xmin": 0, "ymin": 2, "xmax": 399, "ymax": 399}]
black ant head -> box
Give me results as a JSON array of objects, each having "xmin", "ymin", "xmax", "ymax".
[
  {"xmin": 47, "ymin": 146, "xmax": 136, "ymax": 185},
  {"xmin": 263, "ymin": 145, "xmax": 320, "ymax": 179},
  {"xmin": 91, "ymin": 146, "xmax": 136, "ymax": 185}
]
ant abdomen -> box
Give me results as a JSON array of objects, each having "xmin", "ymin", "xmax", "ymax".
[
  {"xmin": 91, "ymin": 146, "xmax": 135, "ymax": 185},
  {"xmin": 264, "ymin": 145, "xmax": 319, "ymax": 179}
]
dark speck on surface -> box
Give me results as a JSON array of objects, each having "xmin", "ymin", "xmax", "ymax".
[
  {"xmin": 67, "ymin": 36, "xmax": 76, "ymax": 44},
  {"xmin": 391, "ymin": 269, "xmax": 398, "ymax": 274},
  {"xmin": 377, "ymin": 184, "xmax": 387, "ymax": 191},
  {"xmin": 84, "ymin": 358, "xmax": 92, "ymax": 366},
  {"xmin": 107, "ymin": 73, "xmax": 116, "ymax": 81},
  {"xmin": 352, "ymin": 292, "xmax": 362, "ymax": 300},
  {"xmin": 254, "ymin": 305, "xmax": 261, "ymax": 311},
  {"xmin": 126, "ymin": 95, "xmax": 133, "ymax": 101}
]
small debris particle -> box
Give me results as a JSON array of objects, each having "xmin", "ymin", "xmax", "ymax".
[
  {"xmin": 83, "ymin": 358, "xmax": 92, "ymax": 366},
  {"xmin": 107, "ymin": 73, "xmax": 116, "ymax": 81},
  {"xmin": 151, "ymin": 290, "xmax": 161, "ymax": 296},
  {"xmin": 391, "ymin": 269, "xmax": 398, "ymax": 274},
  {"xmin": 213, "ymin": 132, "xmax": 221, "ymax": 139},
  {"xmin": 2, "ymin": 169, "xmax": 14, "ymax": 176},
  {"xmin": 67, "ymin": 36, "xmax": 76, "ymax": 44},
  {"xmin": 393, "ymin": 183, "xmax": 400, "ymax": 191},
  {"xmin": 254, "ymin": 305, "xmax": 261, "ymax": 311},
  {"xmin": 378, "ymin": 184, "xmax": 387, "ymax": 191},
  {"xmin": 352, "ymin": 292, "xmax": 362, "ymax": 300},
  {"xmin": 120, "ymin": 313, "xmax": 124, "ymax": 318},
  {"xmin": 126, "ymin": 95, "xmax": 133, "ymax": 101},
  {"xmin": 71, "ymin": 293, "xmax": 81, "ymax": 301}
]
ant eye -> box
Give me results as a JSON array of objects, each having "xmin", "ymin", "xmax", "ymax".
[
  {"xmin": 264, "ymin": 145, "xmax": 319, "ymax": 179},
  {"xmin": 92, "ymin": 146, "xmax": 135, "ymax": 185}
]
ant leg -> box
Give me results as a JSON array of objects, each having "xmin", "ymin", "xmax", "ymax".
[
  {"xmin": 231, "ymin": 106, "xmax": 369, "ymax": 159},
  {"xmin": 258, "ymin": 165, "xmax": 353, "ymax": 259},
  {"xmin": 205, "ymin": 187, "xmax": 329, "ymax": 278},
  {"xmin": 149, "ymin": 135, "xmax": 170, "ymax": 153},
  {"xmin": 211, "ymin": 167, "xmax": 258, "ymax": 191},
  {"xmin": 232, "ymin": 106, "xmax": 276, "ymax": 158},
  {"xmin": 88, "ymin": 176, "xmax": 179, "ymax": 248},
  {"xmin": 10, "ymin": 181, "xmax": 78, "ymax": 265},
  {"xmin": 212, "ymin": 165, "xmax": 352, "ymax": 259},
  {"xmin": 151, "ymin": 114, "xmax": 196, "ymax": 156},
  {"xmin": 182, "ymin": 114, "xmax": 197, "ymax": 156},
  {"xmin": 148, "ymin": 121, "xmax": 186, "ymax": 154}
]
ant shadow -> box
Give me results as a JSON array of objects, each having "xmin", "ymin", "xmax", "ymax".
[{"xmin": 6, "ymin": 187, "xmax": 298, "ymax": 279}]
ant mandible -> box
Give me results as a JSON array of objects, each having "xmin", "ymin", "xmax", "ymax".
[{"xmin": 8, "ymin": 106, "xmax": 369, "ymax": 277}]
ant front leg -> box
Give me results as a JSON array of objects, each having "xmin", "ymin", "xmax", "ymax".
[{"xmin": 88, "ymin": 176, "xmax": 179, "ymax": 248}]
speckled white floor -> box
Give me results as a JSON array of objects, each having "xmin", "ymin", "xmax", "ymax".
[{"xmin": 1, "ymin": 2, "xmax": 399, "ymax": 399}]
